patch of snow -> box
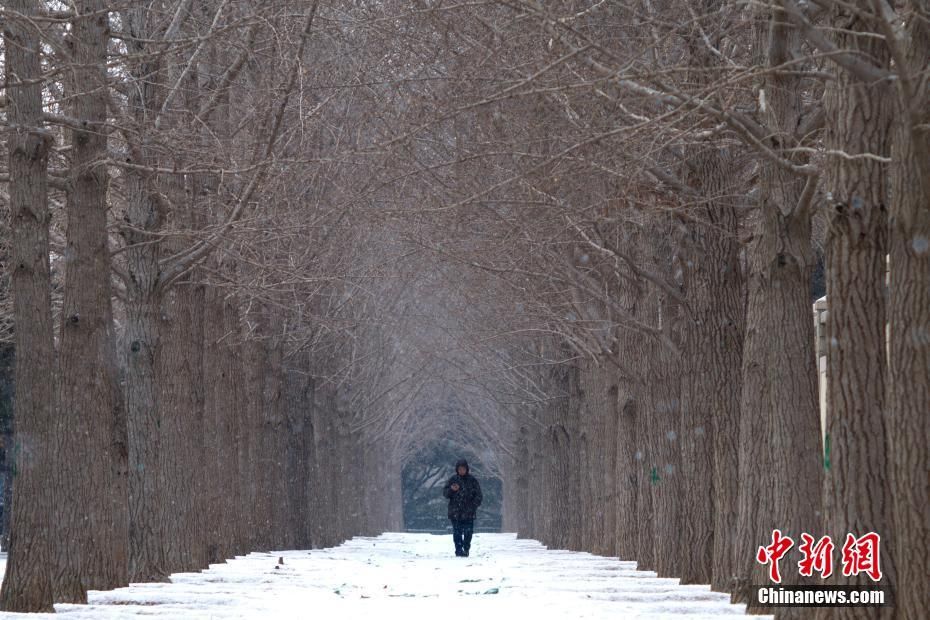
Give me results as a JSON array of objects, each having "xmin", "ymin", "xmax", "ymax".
[{"xmin": 0, "ymin": 534, "xmax": 768, "ymax": 619}]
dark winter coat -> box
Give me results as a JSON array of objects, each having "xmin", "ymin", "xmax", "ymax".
[{"xmin": 442, "ymin": 459, "xmax": 483, "ymax": 521}]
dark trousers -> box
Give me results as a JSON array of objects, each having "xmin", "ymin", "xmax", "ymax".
[{"xmin": 451, "ymin": 518, "xmax": 474, "ymax": 555}]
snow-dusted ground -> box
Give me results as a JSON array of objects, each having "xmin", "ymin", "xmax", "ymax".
[{"xmin": 0, "ymin": 533, "xmax": 768, "ymax": 618}]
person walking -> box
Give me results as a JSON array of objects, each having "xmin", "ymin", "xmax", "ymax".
[{"xmin": 442, "ymin": 459, "xmax": 482, "ymax": 557}]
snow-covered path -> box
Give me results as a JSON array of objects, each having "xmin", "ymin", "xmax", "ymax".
[{"xmin": 0, "ymin": 533, "xmax": 768, "ymax": 619}]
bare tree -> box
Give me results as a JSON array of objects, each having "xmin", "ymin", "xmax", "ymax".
[
  {"xmin": 53, "ymin": 0, "xmax": 128, "ymax": 600},
  {"xmin": 0, "ymin": 0, "xmax": 56, "ymax": 610}
]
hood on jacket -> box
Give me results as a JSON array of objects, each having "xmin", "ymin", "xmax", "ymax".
[{"xmin": 455, "ymin": 459, "xmax": 469, "ymax": 475}]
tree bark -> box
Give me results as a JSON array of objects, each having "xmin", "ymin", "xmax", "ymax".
[
  {"xmin": 283, "ymin": 362, "xmax": 313, "ymax": 548},
  {"xmin": 732, "ymin": 223, "xmax": 777, "ymax": 606},
  {"xmin": 613, "ymin": 229, "xmax": 642, "ymax": 563},
  {"xmin": 680, "ymin": 149, "xmax": 745, "ymax": 588},
  {"xmin": 885, "ymin": 3, "xmax": 930, "ymax": 616},
  {"xmin": 158, "ymin": 272, "xmax": 207, "ymax": 572},
  {"xmin": 121, "ymin": 3, "xmax": 170, "ymax": 582},
  {"xmin": 54, "ymin": 0, "xmax": 128, "ymax": 599},
  {"xmin": 202, "ymin": 286, "xmax": 226, "ymax": 562},
  {"xmin": 613, "ymin": 375, "xmax": 638, "ymax": 561},
  {"xmin": 124, "ymin": 173, "xmax": 168, "ymax": 582},
  {"xmin": 650, "ymin": 277, "xmax": 683, "ymax": 579},
  {"xmin": 817, "ymin": 3, "xmax": 895, "ymax": 618},
  {"xmin": 736, "ymin": 205, "xmax": 822, "ymax": 618},
  {"xmin": 0, "ymin": 2, "xmax": 56, "ymax": 609},
  {"xmin": 734, "ymin": 13, "xmax": 823, "ymax": 615},
  {"xmin": 633, "ymin": 287, "xmax": 657, "ymax": 572},
  {"xmin": 0, "ymin": 344, "xmax": 13, "ymax": 553},
  {"xmin": 203, "ymin": 286, "xmax": 245, "ymax": 560},
  {"xmin": 706, "ymin": 207, "xmax": 745, "ymax": 593},
  {"xmin": 678, "ymin": 1, "xmax": 746, "ymax": 589},
  {"xmin": 265, "ymin": 339, "xmax": 288, "ymax": 549},
  {"xmin": 230, "ymin": 305, "xmax": 250, "ymax": 553},
  {"xmin": 244, "ymin": 334, "xmax": 269, "ymax": 551}
]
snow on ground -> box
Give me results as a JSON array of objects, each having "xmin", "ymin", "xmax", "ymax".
[{"xmin": 0, "ymin": 533, "xmax": 770, "ymax": 619}]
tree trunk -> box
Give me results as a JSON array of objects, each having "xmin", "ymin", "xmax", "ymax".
[
  {"xmin": 203, "ymin": 287, "xmax": 245, "ymax": 560},
  {"xmin": 0, "ymin": 344, "xmax": 13, "ymax": 553},
  {"xmin": 124, "ymin": 168, "xmax": 168, "ymax": 582},
  {"xmin": 613, "ymin": 231, "xmax": 642, "ymax": 563},
  {"xmin": 512, "ymin": 424, "xmax": 531, "ymax": 537},
  {"xmin": 706, "ymin": 207, "xmax": 744, "ymax": 593},
  {"xmin": 633, "ymin": 287, "xmax": 657, "ymax": 571},
  {"xmin": 265, "ymin": 339, "xmax": 288, "ymax": 549},
  {"xmin": 0, "ymin": 2, "xmax": 56, "ymax": 609},
  {"xmin": 680, "ymin": 149, "xmax": 745, "ymax": 588},
  {"xmin": 650, "ymin": 290, "xmax": 683, "ymax": 579},
  {"xmin": 229, "ymin": 304, "xmax": 249, "ymax": 553},
  {"xmin": 678, "ymin": 2, "xmax": 746, "ymax": 588},
  {"xmin": 244, "ymin": 334, "xmax": 269, "ymax": 551},
  {"xmin": 203, "ymin": 286, "xmax": 227, "ymax": 562},
  {"xmin": 156, "ymin": 11, "xmax": 209, "ymax": 573},
  {"xmin": 732, "ymin": 225, "xmax": 777, "ymax": 606},
  {"xmin": 121, "ymin": 3, "xmax": 169, "ymax": 582},
  {"xmin": 54, "ymin": 0, "xmax": 128, "ymax": 599},
  {"xmin": 563, "ymin": 361, "xmax": 585, "ymax": 551},
  {"xmin": 736, "ymin": 204, "xmax": 822, "ymax": 618},
  {"xmin": 578, "ymin": 359, "xmax": 619, "ymax": 556},
  {"xmin": 283, "ymin": 362, "xmax": 313, "ymax": 548},
  {"xmin": 735, "ymin": 14, "xmax": 823, "ymax": 615},
  {"xmin": 816, "ymin": 4, "xmax": 895, "ymax": 618},
  {"xmin": 885, "ymin": 4, "xmax": 930, "ymax": 616},
  {"xmin": 614, "ymin": 380, "xmax": 638, "ymax": 561},
  {"xmin": 158, "ymin": 273, "xmax": 207, "ymax": 573}
]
